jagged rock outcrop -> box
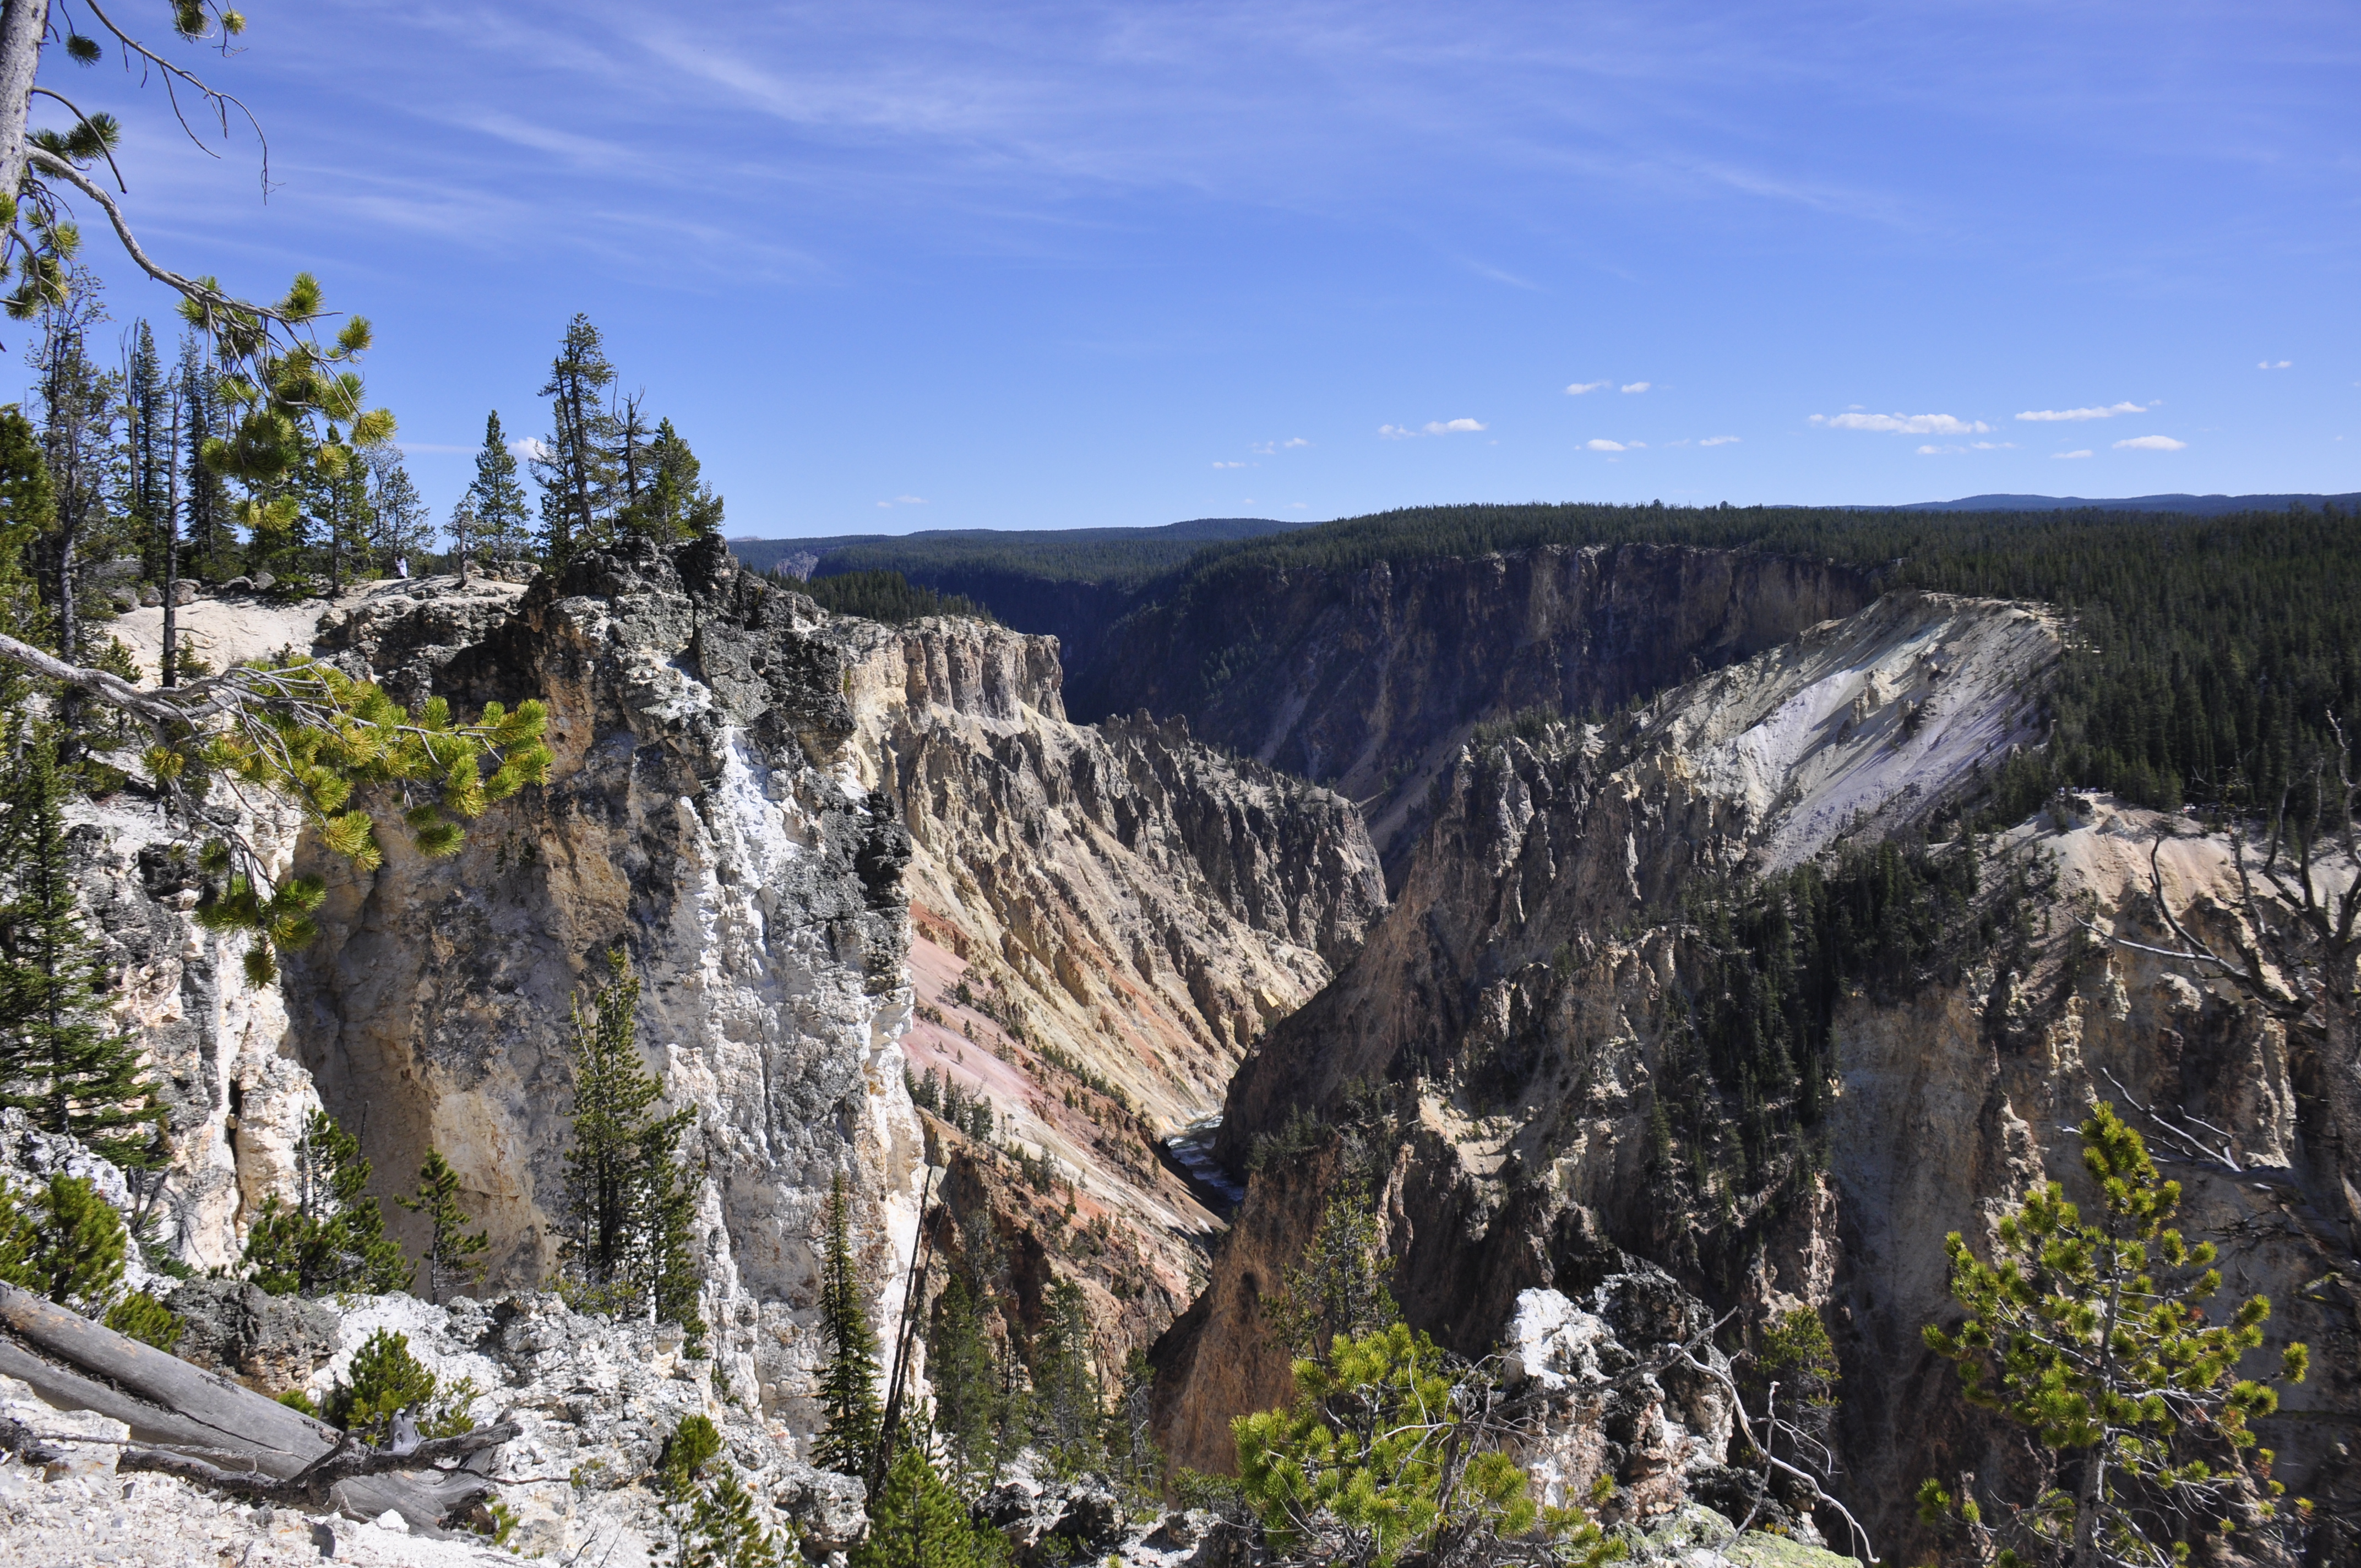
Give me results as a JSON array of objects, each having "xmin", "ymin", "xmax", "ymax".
[
  {"xmin": 1214, "ymin": 591, "xmax": 2060, "ymax": 1168},
  {"xmin": 838, "ymin": 613, "xmax": 1387, "ymax": 1359},
  {"xmin": 1151, "ymin": 583, "xmax": 2361, "ymax": 1560},
  {"xmin": 275, "ymin": 537, "xmax": 922, "ymax": 1435},
  {"xmin": 1074, "ymin": 542, "xmax": 1877, "ymax": 876}
]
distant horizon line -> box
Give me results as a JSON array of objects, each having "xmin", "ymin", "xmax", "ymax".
[{"xmin": 726, "ymin": 489, "xmax": 2360, "ymax": 543}]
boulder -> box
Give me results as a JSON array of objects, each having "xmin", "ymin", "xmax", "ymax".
[
  {"xmin": 776, "ymin": 1460, "xmax": 868, "ymax": 1553},
  {"xmin": 164, "ymin": 1278, "xmax": 336, "ymax": 1392}
]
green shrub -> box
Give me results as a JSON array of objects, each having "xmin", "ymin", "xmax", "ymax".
[
  {"xmin": 323, "ymin": 1327, "xmax": 477, "ymax": 1443},
  {"xmin": 104, "ymin": 1289, "xmax": 182, "ymax": 1352},
  {"xmin": 1233, "ymin": 1322, "xmax": 1623, "ymax": 1568}
]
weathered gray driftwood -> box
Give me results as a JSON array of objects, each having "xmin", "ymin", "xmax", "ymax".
[{"xmin": 0, "ymin": 1282, "xmax": 509, "ymax": 1531}]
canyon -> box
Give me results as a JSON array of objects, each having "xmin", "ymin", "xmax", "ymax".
[{"xmin": 21, "ymin": 532, "xmax": 2359, "ymax": 1567}]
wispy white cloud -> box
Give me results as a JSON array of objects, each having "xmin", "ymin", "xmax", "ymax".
[
  {"xmin": 509, "ymin": 437, "xmax": 550, "ymax": 462},
  {"xmin": 1699, "ymin": 434, "xmax": 1740, "ymax": 447},
  {"xmin": 1620, "ymin": 381, "xmax": 1651, "ymax": 394},
  {"xmin": 2054, "ymin": 449, "xmax": 2093, "ymax": 459},
  {"xmin": 1586, "ymin": 438, "xmax": 1626, "ymax": 451},
  {"xmin": 2114, "ymin": 434, "xmax": 2187, "ymax": 451},
  {"xmin": 1565, "ymin": 381, "xmax": 1609, "ymax": 395},
  {"xmin": 876, "ymin": 495, "xmax": 931, "ymax": 507},
  {"xmin": 1212, "ymin": 460, "xmax": 1247, "ymax": 469},
  {"xmin": 1916, "ymin": 444, "xmax": 1954, "ymax": 455},
  {"xmin": 1813, "ymin": 412, "xmax": 1991, "ymax": 435},
  {"xmin": 1970, "ymin": 441, "xmax": 2015, "ymax": 449},
  {"xmin": 2259, "ymin": 360, "xmax": 2292, "ymax": 369},
  {"xmin": 1383, "ymin": 418, "xmax": 1486, "ymax": 437},
  {"xmin": 2016, "ymin": 402, "xmax": 2146, "ymax": 421},
  {"xmin": 1249, "ymin": 437, "xmax": 1311, "ymax": 454}
]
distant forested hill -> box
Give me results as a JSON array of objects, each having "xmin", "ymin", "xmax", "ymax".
[
  {"xmin": 1110, "ymin": 499, "xmax": 2361, "ymax": 826},
  {"xmin": 731, "ymin": 516, "xmax": 1312, "ymax": 671}
]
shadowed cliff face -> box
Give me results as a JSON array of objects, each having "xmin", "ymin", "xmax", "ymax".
[{"xmin": 1071, "ymin": 542, "xmax": 1878, "ymax": 880}]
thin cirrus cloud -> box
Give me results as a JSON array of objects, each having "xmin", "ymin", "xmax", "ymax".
[
  {"xmin": 1250, "ymin": 437, "xmax": 1311, "ymax": 454},
  {"xmin": 2053, "ymin": 450, "xmax": 2093, "ymax": 460},
  {"xmin": 1699, "ymin": 435, "xmax": 1741, "ymax": 447},
  {"xmin": 1565, "ymin": 381, "xmax": 1609, "ymax": 395},
  {"xmin": 1380, "ymin": 418, "xmax": 1487, "ymax": 438},
  {"xmin": 2114, "ymin": 435, "xmax": 2187, "ymax": 451},
  {"xmin": 1620, "ymin": 382, "xmax": 1651, "ymax": 394},
  {"xmin": 1811, "ymin": 412, "xmax": 1992, "ymax": 435},
  {"xmin": 2259, "ymin": 360, "xmax": 2293, "ymax": 369},
  {"xmin": 875, "ymin": 494, "xmax": 929, "ymax": 508},
  {"xmin": 1586, "ymin": 439, "xmax": 1627, "ymax": 451},
  {"xmin": 1212, "ymin": 460, "xmax": 1247, "ymax": 469},
  {"xmin": 2016, "ymin": 402, "xmax": 2147, "ymax": 422}
]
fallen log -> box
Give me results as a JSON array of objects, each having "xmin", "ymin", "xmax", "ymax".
[
  {"xmin": 0, "ymin": 1281, "xmax": 512, "ymax": 1532},
  {"xmin": 122, "ymin": 1422, "xmax": 520, "ymax": 1507}
]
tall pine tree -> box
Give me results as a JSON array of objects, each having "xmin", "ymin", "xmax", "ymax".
[
  {"xmin": 532, "ymin": 315, "xmax": 618, "ymax": 566},
  {"xmin": 464, "ymin": 411, "xmax": 532, "ymax": 564},
  {"xmin": 121, "ymin": 320, "xmax": 169, "ymax": 582},
  {"xmin": 240, "ymin": 1108, "xmax": 412, "ymax": 1297},
  {"xmin": 558, "ymin": 948, "xmax": 705, "ymax": 1344},
  {"xmin": 175, "ymin": 335, "xmax": 232, "ymax": 580},
  {"xmin": 0, "ymin": 723, "xmax": 166, "ymax": 1169},
  {"xmin": 812, "ymin": 1171, "xmax": 882, "ymax": 1476},
  {"xmin": 365, "ymin": 448, "xmax": 432, "ymax": 574},
  {"xmin": 850, "ymin": 1445, "xmax": 1010, "ymax": 1568}
]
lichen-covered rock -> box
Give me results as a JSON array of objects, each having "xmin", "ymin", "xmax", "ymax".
[{"xmin": 165, "ymin": 1277, "xmax": 337, "ymax": 1392}]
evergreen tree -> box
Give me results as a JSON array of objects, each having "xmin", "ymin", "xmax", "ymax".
[
  {"xmin": 175, "ymin": 335, "xmax": 233, "ymax": 580},
  {"xmin": 1029, "ymin": 1277, "xmax": 1104, "ymax": 1475},
  {"xmin": 0, "ymin": 723, "xmax": 166, "ymax": 1168},
  {"xmin": 850, "ymin": 1445, "xmax": 1010, "ymax": 1568},
  {"xmin": 0, "ymin": 407, "xmax": 56, "ymax": 671},
  {"xmin": 558, "ymin": 948, "xmax": 705, "ymax": 1343},
  {"xmin": 0, "ymin": 1172, "xmax": 181, "ymax": 1347},
  {"xmin": 398, "ymin": 1148, "xmax": 490, "ymax": 1303},
  {"xmin": 612, "ymin": 390, "xmax": 654, "ymax": 524},
  {"xmin": 27, "ymin": 273, "xmax": 118, "ymax": 728},
  {"xmin": 364, "ymin": 449, "xmax": 432, "ymax": 574},
  {"xmin": 308, "ymin": 429, "xmax": 374, "ymax": 590},
  {"xmin": 1920, "ymin": 1103, "xmax": 2310, "ymax": 1568},
  {"xmin": 661, "ymin": 1415, "xmax": 782, "ymax": 1568},
  {"xmin": 1264, "ymin": 1180, "xmax": 1399, "ymax": 1363},
  {"xmin": 464, "ymin": 411, "xmax": 532, "ymax": 563},
  {"xmin": 240, "ymin": 1108, "xmax": 413, "ymax": 1297},
  {"xmin": 121, "ymin": 320, "xmax": 168, "ymax": 581},
  {"xmin": 623, "ymin": 418, "xmax": 725, "ymax": 542},
  {"xmin": 927, "ymin": 1271, "xmax": 1004, "ymax": 1485},
  {"xmin": 532, "ymin": 315, "xmax": 618, "ymax": 565},
  {"xmin": 813, "ymin": 1171, "xmax": 882, "ymax": 1476}
]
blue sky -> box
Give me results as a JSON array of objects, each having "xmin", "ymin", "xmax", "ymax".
[{"xmin": 15, "ymin": 1, "xmax": 2358, "ymax": 536}]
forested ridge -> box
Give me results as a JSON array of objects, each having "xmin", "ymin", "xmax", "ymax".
[{"xmin": 1133, "ymin": 500, "xmax": 2361, "ymax": 820}]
